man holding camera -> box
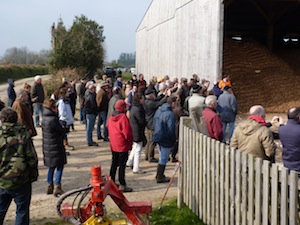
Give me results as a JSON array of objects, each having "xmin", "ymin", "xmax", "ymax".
[{"xmin": 279, "ymin": 107, "xmax": 300, "ymax": 172}]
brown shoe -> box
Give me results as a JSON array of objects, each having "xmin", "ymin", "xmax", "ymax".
[
  {"xmin": 65, "ymin": 144, "xmax": 75, "ymax": 150},
  {"xmin": 64, "ymin": 140, "xmax": 75, "ymax": 150},
  {"xmin": 46, "ymin": 184, "xmax": 54, "ymax": 195},
  {"xmin": 54, "ymin": 184, "xmax": 64, "ymax": 197}
]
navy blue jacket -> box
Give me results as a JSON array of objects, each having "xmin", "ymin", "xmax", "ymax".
[
  {"xmin": 153, "ymin": 103, "xmax": 176, "ymax": 147},
  {"xmin": 7, "ymin": 78, "xmax": 16, "ymax": 107},
  {"xmin": 279, "ymin": 119, "xmax": 300, "ymax": 172}
]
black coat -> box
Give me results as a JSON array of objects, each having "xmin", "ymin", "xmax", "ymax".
[
  {"xmin": 130, "ymin": 103, "xmax": 146, "ymax": 142},
  {"xmin": 42, "ymin": 107, "xmax": 67, "ymax": 167},
  {"xmin": 84, "ymin": 91, "xmax": 98, "ymax": 115}
]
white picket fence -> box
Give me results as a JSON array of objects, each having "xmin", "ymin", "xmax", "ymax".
[{"xmin": 177, "ymin": 117, "xmax": 299, "ymax": 225}]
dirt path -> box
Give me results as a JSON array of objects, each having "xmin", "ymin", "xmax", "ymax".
[{"xmin": 1, "ymin": 76, "xmax": 178, "ymax": 224}]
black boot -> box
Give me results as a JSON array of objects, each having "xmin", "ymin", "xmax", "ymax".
[{"xmin": 156, "ymin": 164, "xmax": 170, "ymax": 183}]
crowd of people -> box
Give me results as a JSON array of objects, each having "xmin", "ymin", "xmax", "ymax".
[{"xmin": 1, "ymin": 72, "xmax": 300, "ymax": 224}]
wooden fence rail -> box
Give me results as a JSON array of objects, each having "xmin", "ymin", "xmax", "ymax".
[{"xmin": 177, "ymin": 117, "xmax": 299, "ymax": 225}]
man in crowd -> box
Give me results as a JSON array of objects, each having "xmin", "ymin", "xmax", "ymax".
[
  {"xmin": 153, "ymin": 96, "xmax": 176, "ymax": 183},
  {"xmin": 279, "ymin": 107, "xmax": 300, "ymax": 172},
  {"xmin": 218, "ymin": 85, "xmax": 238, "ymax": 144},
  {"xmin": 96, "ymin": 81, "xmax": 110, "ymax": 142},
  {"xmin": 188, "ymin": 85, "xmax": 206, "ymax": 117},
  {"xmin": 144, "ymin": 88, "xmax": 168, "ymax": 163},
  {"xmin": 114, "ymin": 75, "xmax": 123, "ymax": 89},
  {"xmin": 202, "ymin": 95, "xmax": 223, "ymax": 141},
  {"xmin": 106, "ymin": 86, "xmax": 123, "ymax": 128},
  {"xmin": 0, "ymin": 108, "xmax": 38, "ymax": 225},
  {"xmin": 230, "ymin": 105, "xmax": 276, "ymax": 161},
  {"xmin": 7, "ymin": 78, "xmax": 16, "ymax": 107},
  {"xmin": 84, "ymin": 83, "xmax": 98, "ymax": 146},
  {"xmin": 32, "ymin": 75, "xmax": 45, "ymax": 127},
  {"xmin": 138, "ymin": 73, "xmax": 147, "ymax": 87},
  {"xmin": 77, "ymin": 77, "xmax": 88, "ymax": 124}
]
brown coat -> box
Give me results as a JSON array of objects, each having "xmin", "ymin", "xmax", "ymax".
[
  {"xmin": 12, "ymin": 99, "xmax": 37, "ymax": 137},
  {"xmin": 96, "ymin": 88, "xmax": 109, "ymax": 112}
]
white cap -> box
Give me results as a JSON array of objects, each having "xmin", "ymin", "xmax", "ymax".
[{"xmin": 35, "ymin": 75, "xmax": 41, "ymax": 82}]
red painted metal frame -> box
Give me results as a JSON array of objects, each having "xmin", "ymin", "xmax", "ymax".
[{"xmin": 60, "ymin": 165, "xmax": 152, "ymax": 225}]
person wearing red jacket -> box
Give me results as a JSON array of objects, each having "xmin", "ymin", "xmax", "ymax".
[
  {"xmin": 107, "ymin": 100, "xmax": 133, "ymax": 192},
  {"xmin": 202, "ymin": 95, "xmax": 223, "ymax": 142}
]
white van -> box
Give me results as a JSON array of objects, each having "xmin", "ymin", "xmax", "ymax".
[{"xmin": 130, "ymin": 68, "xmax": 137, "ymax": 74}]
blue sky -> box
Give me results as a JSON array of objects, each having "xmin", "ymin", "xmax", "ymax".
[{"xmin": 0, "ymin": 0, "xmax": 152, "ymax": 61}]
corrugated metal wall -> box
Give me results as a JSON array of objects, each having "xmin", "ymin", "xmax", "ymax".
[{"xmin": 136, "ymin": 0, "xmax": 224, "ymax": 83}]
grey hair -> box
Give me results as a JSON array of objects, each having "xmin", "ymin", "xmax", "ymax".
[
  {"xmin": 17, "ymin": 89, "xmax": 27, "ymax": 99},
  {"xmin": 205, "ymin": 95, "xmax": 217, "ymax": 106},
  {"xmin": 249, "ymin": 105, "xmax": 265, "ymax": 117}
]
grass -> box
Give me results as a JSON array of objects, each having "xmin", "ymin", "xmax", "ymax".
[
  {"xmin": 25, "ymin": 198, "xmax": 205, "ymax": 225},
  {"xmin": 150, "ymin": 198, "xmax": 205, "ymax": 225}
]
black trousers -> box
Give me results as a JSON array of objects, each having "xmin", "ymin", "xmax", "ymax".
[{"xmin": 110, "ymin": 151, "xmax": 128, "ymax": 186}]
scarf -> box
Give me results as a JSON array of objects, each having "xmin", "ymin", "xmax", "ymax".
[{"xmin": 248, "ymin": 115, "xmax": 266, "ymax": 126}]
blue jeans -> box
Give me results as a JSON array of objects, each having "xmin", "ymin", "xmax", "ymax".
[
  {"xmin": 97, "ymin": 111, "xmax": 108, "ymax": 139},
  {"xmin": 0, "ymin": 182, "xmax": 32, "ymax": 225},
  {"xmin": 222, "ymin": 121, "xmax": 235, "ymax": 143},
  {"xmin": 33, "ymin": 103, "xmax": 43, "ymax": 126},
  {"xmin": 86, "ymin": 113, "xmax": 96, "ymax": 144},
  {"xmin": 80, "ymin": 108, "xmax": 86, "ymax": 123},
  {"xmin": 47, "ymin": 166, "xmax": 64, "ymax": 185},
  {"xmin": 158, "ymin": 145, "xmax": 173, "ymax": 165}
]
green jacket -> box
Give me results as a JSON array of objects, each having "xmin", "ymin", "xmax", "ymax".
[
  {"xmin": 0, "ymin": 122, "xmax": 38, "ymax": 190},
  {"xmin": 230, "ymin": 119, "xmax": 275, "ymax": 160}
]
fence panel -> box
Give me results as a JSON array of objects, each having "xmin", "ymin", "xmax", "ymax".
[
  {"xmin": 199, "ymin": 133, "xmax": 204, "ymax": 219},
  {"xmin": 219, "ymin": 143, "xmax": 225, "ymax": 225},
  {"xmin": 215, "ymin": 141, "xmax": 220, "ymax": 225},
  {"xmin": 241, "ymin": 153, "xmax": 248, "ymax": 225},
  {"xmin": 262, "ymin": 161, "xmax": 270, "ymax": 225},
  {"xmin": 225, "ymin": 146, "xmax": 230, "ymax": 225},
  {"xmin": 235, "ymin": 151, "xmax": 241, "ymax": 225},
  {"xmin": 289, "ymin": 171, "xmax": 298, "ymax": 225},
  {"xmin": 195, "ymin": 132, "xmax": 200, "ymax": 217},
  {"xmin": 281, "ymin": 167, "xmax": 288, "ymax": 225},
  {"xmin": 271, "ymin": 164, "xmax": 279, "ymax": 225},
  {"xmin": 211, "ymin": 139, "xmax": 216, "ymax": 225},
  {"xmin": 230, "ymin": 148, "xmax": 236, "ymax": 225},
  {"xmin": 178, "ymin": 117, "xmax": 299, "ymax": 225},
  {"xmin": 206, "ymin": 136, "xmax": 211, "ymax": 224},
  {"xmin": 248, "ymin": 154, "xmax": 254, "ymax": 225}
]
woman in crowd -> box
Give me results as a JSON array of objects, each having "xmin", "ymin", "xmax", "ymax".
[
  {"xmin": 42, "ymin": 99, "xmax": 67, "ymax": 197},
  {"xmin": 126, "ymin": 93, "xmax": 147, "ymax": 174},
  {"xmin": 57, "ymin": 87, "xmax": 75, "ymax": 150}
]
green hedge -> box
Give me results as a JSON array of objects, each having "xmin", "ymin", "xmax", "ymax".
[{"xmin": 0, "ymin": 65, "xmax": 48, "ymax": 84}]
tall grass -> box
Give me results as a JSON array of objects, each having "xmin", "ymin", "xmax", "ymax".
[{"xmin": 150, "ymin": 198, "xmax": 204, "ymax": 225}]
